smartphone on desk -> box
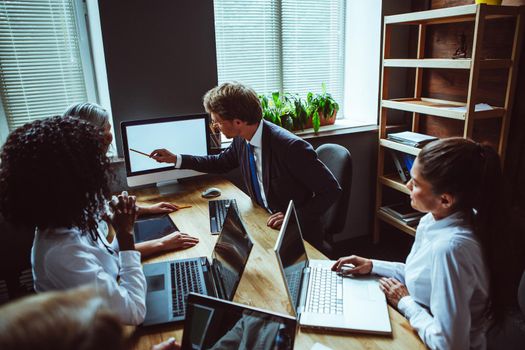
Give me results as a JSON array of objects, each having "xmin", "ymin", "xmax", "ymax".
[{"xmin": 133, "ymin": 214, "xmax": 178, "ymax": 243}]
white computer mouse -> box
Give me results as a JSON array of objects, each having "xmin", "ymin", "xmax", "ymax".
[{"xmin": 202, "ymin": 187, "xmax": 222, "ymax": 198}]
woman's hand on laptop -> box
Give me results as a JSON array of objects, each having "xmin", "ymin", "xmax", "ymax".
[
  {"xmin": 159, "ymin": 232, "xmax": 199, "ymax": 252},
  {"xmin": 378, "ymin": 277, "xmax": 409, "ymax": 308},
  {"xmin": 331, "ymin": 255, "xmax": 373, "ymax": 276}
]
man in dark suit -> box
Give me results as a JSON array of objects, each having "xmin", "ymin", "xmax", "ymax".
[{"xmin": 150, "ymin": 82, "xmax": 341, "ymax": 248}]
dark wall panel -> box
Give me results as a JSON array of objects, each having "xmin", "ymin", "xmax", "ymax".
[
  {"xmin": 98, "ymin": 0, "xmax": 218, "ymax": 155},
  {"xmin": 423, "ymin": 0, "xmax": 525, "ymax": 204}
]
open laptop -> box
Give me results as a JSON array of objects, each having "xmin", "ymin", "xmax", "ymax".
[
  {"xmin": 182, "ymin": 293, "xmax": 297, "ymax": 350},
  {"xmin": 209, "ymin": 199, "xmax": 238, "ymax": 234},
  {"xmin": 142, "ymin": 205, "xmax": 253, "ymax": 326},
  {"xmin": 274, "ymin": 200, "xmax": 392, "ymax": 334}
]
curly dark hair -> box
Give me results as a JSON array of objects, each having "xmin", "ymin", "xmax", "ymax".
[{"xmin": 0, "ymin": 116, "xmax": 111, "ymax": 232}]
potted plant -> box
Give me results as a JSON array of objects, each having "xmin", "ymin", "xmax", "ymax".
[
  {"xmin": 260, "ymin": 91, "xmax": 294, "ymax": 131},
  {"xmin": 305, "ymin": 83, "xmax": 339, "ymax": 132},
  {"xmin": 259, "ymin": 84, "xmax": 339, "ymax": 134}
]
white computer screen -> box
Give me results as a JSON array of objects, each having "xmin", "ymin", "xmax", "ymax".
[{"xmin": 124, "ymin": 117, "xmax": 208, "ymax": 174}]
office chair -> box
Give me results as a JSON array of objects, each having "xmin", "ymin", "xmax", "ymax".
[
  {"xmin": 486, "ymin": 269, "xmax": 525, "ymax": 350},
  {"xmin": 0, "ymin": 214, "xmax": 35, "ymax": 305},
  {"xmin": 487, "ymin": 208, "xmax": 525, "ymax": 350},
  {"xmin": 315, "ymin": 144, "xmax": 352, "ymax": 259}
]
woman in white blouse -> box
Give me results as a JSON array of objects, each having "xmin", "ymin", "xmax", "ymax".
[
  {"xmin": 0, "ymin": 116, "xmax": 196, "ymax": 325},
  {"xmin": 333, "ymin": 137, "xmax": 504, "ymax": 350}
]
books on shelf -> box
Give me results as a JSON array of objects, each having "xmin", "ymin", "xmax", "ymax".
[
  {"xmin": 379, "ymin": 202, "xmax": 423, "ymax": 227},
  {"xmin": 403, "ymin": 216, "xmax": 422, "ymax": 227},
  {"xmin": 387, "ymin": 131, "xmax": 438, "ymax": 148},
  {"xmin": 389, "ymin": 150, "xmax": 415, "ymax": 183}
]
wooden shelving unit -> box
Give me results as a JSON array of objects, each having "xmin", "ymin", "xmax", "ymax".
[{"xmin": 374, "ymin": 4, "xmax": 524, "ymax": 242}]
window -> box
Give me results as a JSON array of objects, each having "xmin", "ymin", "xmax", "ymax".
[
  {"xmin": 213, "ymin": 0, "xmax": 346, "ymax": 116},
  {"xmin": 0, "ymin": 0, "xmax": 95, "ymax": 142}
]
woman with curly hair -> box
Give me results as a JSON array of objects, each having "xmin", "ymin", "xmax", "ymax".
[
  {"xmin": 1, "ymin": 117, "xmax": 152, "ymax": 325},
  {"xmin": 63, "ymin": 102, "xmax": 199, "ymax": 258}
]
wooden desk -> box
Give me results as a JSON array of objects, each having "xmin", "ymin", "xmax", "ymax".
[{"xmin": 130, "ymin": 176, "xmax": 426, "ymax": 350}]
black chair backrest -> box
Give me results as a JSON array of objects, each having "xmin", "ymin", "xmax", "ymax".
[
  {"xmin": 0, "ymin": 214, "xmax": 35, "ymax": 304},
  {"xmin": 316, "ymin": 143, "xmax": 353, "ymax": 237},
  {"xmin": 519, "ymin": 270, "xmax": 525, "ymax": 315}
]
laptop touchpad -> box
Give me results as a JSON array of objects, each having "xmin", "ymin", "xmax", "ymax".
[{"xmin": 147, "ymin": 274, "xmax": 165, "ymax": 292}]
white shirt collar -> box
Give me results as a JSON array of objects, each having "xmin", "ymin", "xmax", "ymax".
[
  {"xmin": 426, "ymin": 211, "xmax": 471, "ymax": 236},
  {"xmin": 248, "ymin": 121, "xmax": 263, "ymax": 148}
]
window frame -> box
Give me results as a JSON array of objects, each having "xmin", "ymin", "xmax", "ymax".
[{"xmin": 0, "ymin": 0, "xmax": 98, "ymax": 145}]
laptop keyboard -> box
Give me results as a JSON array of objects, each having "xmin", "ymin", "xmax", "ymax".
[
  {"xmin": 170, "ymin": 260, "xmax": 205, "ymax": 317},
  {"xmin": 306, "ymin": 267, "xmax": 343, "ymax": 315},
  {"xmin": 209, "ymin": 199, "xmax": 239, "ymax": 233},
  {"xmin": 286, "ymin": 270, "xmax": 302, "ymax": 305}
]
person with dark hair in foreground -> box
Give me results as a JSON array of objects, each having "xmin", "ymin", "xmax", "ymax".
[
  {"xmin": 0, "ymin": 117, "xmax": 195, "ymax": 325},
  {"xmin": 0, "ymin": 287, "xmax": 180, "ymax": 350},
  {"xmin": 63, "ymin": 102, "xmax": 200, "ymax": 258},
  {"xmin": 0, "ymin": 117, "xmax": 145, "ymax": 325},
  {"xmin": 149, "ymin": 82, "xmax": 341, "ymax": 249},
  {"xmin": 333, "ymin": 137, "xmax": 507, "ymax": 349}
]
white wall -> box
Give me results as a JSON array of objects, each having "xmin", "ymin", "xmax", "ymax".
[{"xmin": 343, "ymin": 0, "xmax": 382, "ymax": 125}]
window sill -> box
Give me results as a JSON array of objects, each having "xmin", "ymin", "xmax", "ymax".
[
  {"xmin": 295, "ymin": 118, "xmax": 378, "ymax": 139},
  {"xmin": 216, "ymin": 118, "xmax": 378, "ymax": 149}
]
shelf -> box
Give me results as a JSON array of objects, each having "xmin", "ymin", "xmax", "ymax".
[
  {"xmin": 383, "ymin": 58, "xmax": 511, "ymax": 70},
  {"xmin": 385, "ymin": 4, "xmax": 519, "ymax": 25},
  {"xmin": 377, "ymin": 210, "xmax": 416, "ymax": 237},
  {"xmin": 379, "ymin": 174, "xmax": 411, "ymax": 195},
  {"xmin": 381, "ymin": 97, "xmax": 506, "ymax": 120},
  {"xmin": 380, "ymin": 139, "xmax": 421, "ymax": 156},
  {"xmin": 385, "ymin": 4, "xmax": 476, "ymax": 25},
  {"xmin": 384, "ymin": 58, "xmax": 471, "ymax": 69},
  {"xmin": 375, "ymin": 3, "xmax": 522, "ymax": 243}
]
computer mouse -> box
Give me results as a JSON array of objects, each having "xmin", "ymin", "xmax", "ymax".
[{"xmin": 202, "ymin": 187, "xmax": 222, "ymax": 198}]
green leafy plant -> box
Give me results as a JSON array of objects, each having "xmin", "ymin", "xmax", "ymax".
[
  {"xmin": 259, "ymin": 84, "xmax": 339, "ymax": 133},
  {"xmin": 306, "ymin": 83, "xmax": 340, "ymax": 133},
  {"xmin": 259, "ymin": 91, "xmax": 294, "ymax": 131}
]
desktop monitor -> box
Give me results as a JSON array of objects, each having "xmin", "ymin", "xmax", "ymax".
[{"xmin": 121, "ymin": 114, "xmax": 210, "ymax": 188}]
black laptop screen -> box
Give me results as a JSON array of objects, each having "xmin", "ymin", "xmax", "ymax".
[
  {"xmin": 211, "ymin": 206, "xmax": 253, "ymax": 300},
  {"xmin": 182, "ymin": 293, "xmax": 296, "ymax": 350},
  {"xmin": 277, "ymin": 203, "xmax": 308, "ymax": 313}
]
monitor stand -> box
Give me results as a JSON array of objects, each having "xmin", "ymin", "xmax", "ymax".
[{"xmin": 156, "ymin": 179, "xmax": 185, "ymax": 197}]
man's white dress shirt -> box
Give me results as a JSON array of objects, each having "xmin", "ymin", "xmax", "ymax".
[
  {"xmin": 245, "ymin": 121, "xmax": 269, "ymax": 209},
  {"xmin": 176, "ymin": 121, "xmax": 270, "ymax": 210}
]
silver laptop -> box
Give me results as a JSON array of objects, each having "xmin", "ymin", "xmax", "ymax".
[
  {"xmin": 142, "ymin": 205, "xmax": 253, "ymax": 326},
  {"xmin": 274, "ymin": 200, "xmax": 392, "ymax": 334}
]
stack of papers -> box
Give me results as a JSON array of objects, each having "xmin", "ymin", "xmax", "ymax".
[
  {"xmin": 387, "ymin": 131, "xmax": 438, "ymax": 148},
  {"xmin": 379, "ymin": 202, "xmax": 423, "ymax": 227},
  {"xmin": 439, "ymin": 103, "xmax": 493, "ymax": 112}
]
